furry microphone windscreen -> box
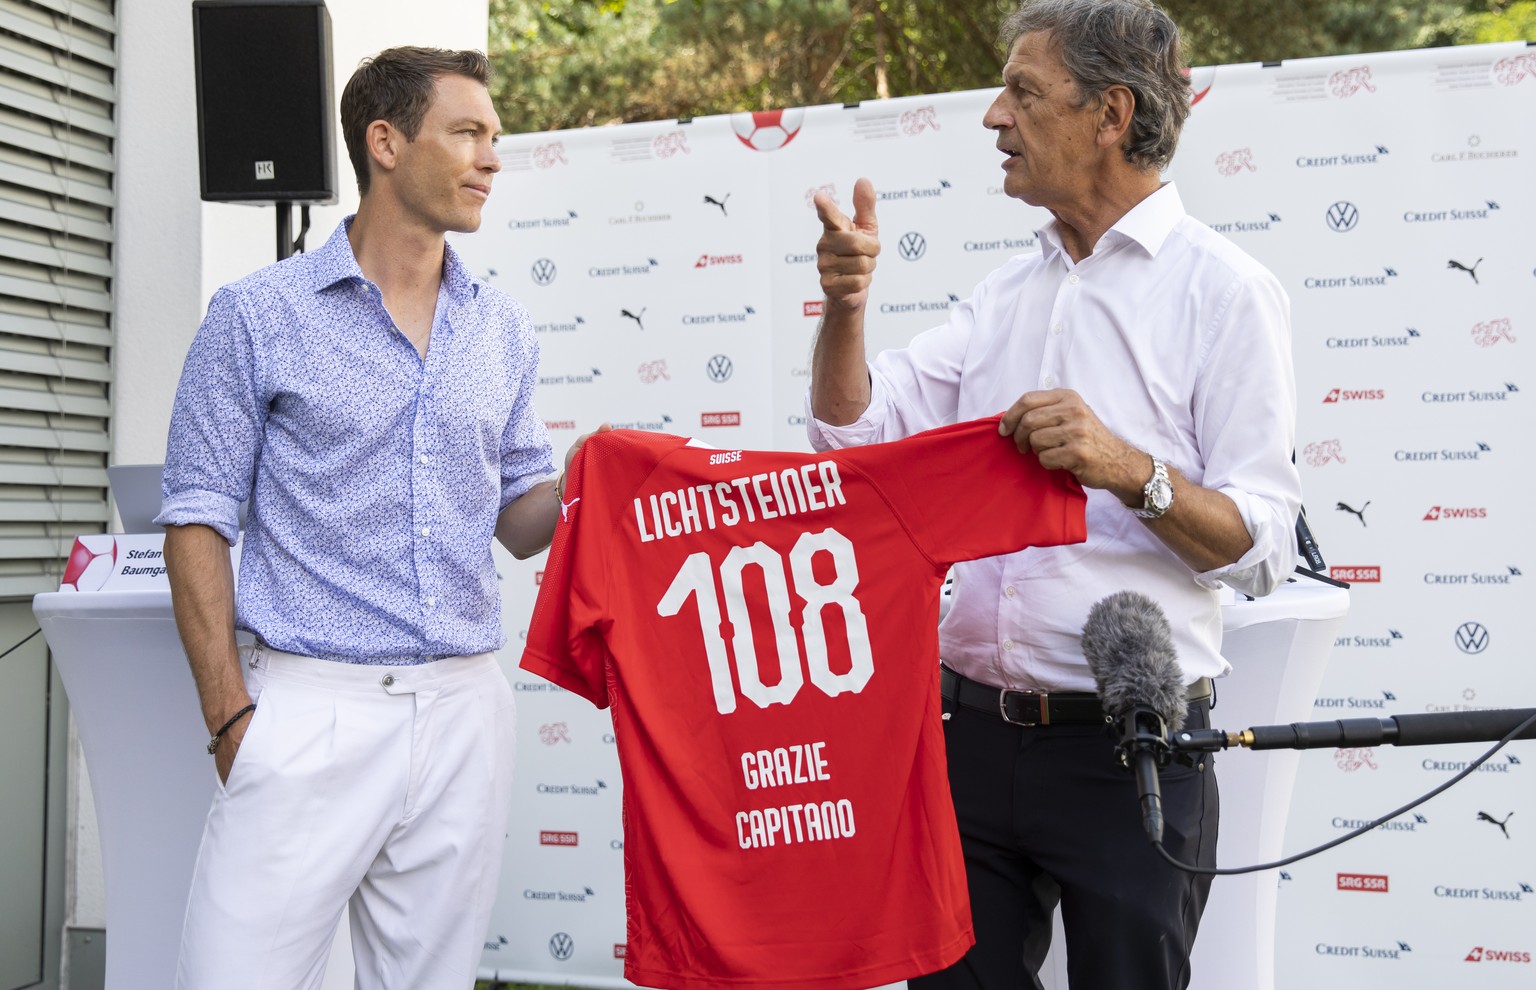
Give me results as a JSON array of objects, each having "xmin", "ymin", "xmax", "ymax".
[{"xmin": 1080, "ymin": 590, "xmax": 1189, "ymax": 732}]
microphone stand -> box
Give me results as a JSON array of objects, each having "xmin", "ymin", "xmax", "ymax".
[
  {"xmin": 1146, "ymin": 708, "xmax": 1536, "ymax": 876},
  {"xmin": 1171, "ymin": 707, "xmax": 1536, "ymax": 753}
]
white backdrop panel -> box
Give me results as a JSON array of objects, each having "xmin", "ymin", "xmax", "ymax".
[{"xmin": 451, "ymin": 41, "xmax": 1536, "ymax": 988}]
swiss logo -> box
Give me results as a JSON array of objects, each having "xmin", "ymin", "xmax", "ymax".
[
  {"xmin": 1323, "ymin": 388, "xmax": 1383, "ymax": 403},
  {"xmin": 1423, "ymin": 506, "xmax": 1487, "ymax": 521}
]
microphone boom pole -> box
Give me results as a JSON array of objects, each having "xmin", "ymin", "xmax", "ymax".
[{"xmin": 1173, "ymin": 707, "xmax": 1536, "ymax": 753}]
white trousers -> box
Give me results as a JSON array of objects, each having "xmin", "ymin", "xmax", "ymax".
[{"xmin": 177, "ymin": 644, "xmax": 517, "ymax": 990}]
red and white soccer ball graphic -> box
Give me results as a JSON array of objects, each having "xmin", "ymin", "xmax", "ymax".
[
  {"xmin": 61, "ymin": 534, "xmax": 116, "ymax": 592},
  {"xmin": 731, "ymin": 109, "xmax": 804, "ymax": 152}
]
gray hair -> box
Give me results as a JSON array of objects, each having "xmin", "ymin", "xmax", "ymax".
[{"xmin": 1001, "ymin": 0, "xmax": 1190, "ymax": 171}]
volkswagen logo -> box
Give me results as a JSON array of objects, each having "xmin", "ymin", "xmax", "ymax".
[
  {"xmin": 706, "ymin": 354, "xmax": 733, "ymax": 382},
  {"xmin": 531, "ymin": 258, "xmax": 558, "ymax": 285},
  {"xmin": 1325, "ymin": 201, "xmax": 1359, "ymax": 232},
  {"xmin": 549, "ymin": 932, "xmax": 575, "ymax": 961},
  {"xmin": 1454, "ymin": 621, "xmax": 1489, "ymax": 655},
  {"xmin": 898, "ymin": 231, "xmax": 928, "ymax": 261}
]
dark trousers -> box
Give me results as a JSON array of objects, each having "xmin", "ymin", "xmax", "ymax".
[{"xmin": 910, "ymin": 697, "xmax": 1218, "ymax": 990}]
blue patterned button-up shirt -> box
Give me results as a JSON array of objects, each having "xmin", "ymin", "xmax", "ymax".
[{"xmin": 157, "ymin": 219, "xmax": 554, "ymax": 663}]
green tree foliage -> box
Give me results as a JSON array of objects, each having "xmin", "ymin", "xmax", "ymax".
[{"xmin": 488, "ymin": 0, "xmax": 1535, "ymax": 132}]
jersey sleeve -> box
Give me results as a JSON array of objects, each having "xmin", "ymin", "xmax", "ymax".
[
  {"xmin": 519, "ymin": 430, "xmax": 680, "ymax": 708},
  {"xmin": 518, "ymin": 432, "xmax": 617, "ymax": 707},
  {"xmin": 849, "ymin": 416, "xmax": 1088, "ymax": 567}
]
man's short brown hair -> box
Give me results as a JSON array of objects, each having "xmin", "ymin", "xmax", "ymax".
[{"xmin": 340, "ymin": 46, "xmax": 491, "ymax": 195}]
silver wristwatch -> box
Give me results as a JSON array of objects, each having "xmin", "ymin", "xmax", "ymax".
[{"xmin": 1130, "ymin": 457, "xmax": 1173, "ymax": 519}]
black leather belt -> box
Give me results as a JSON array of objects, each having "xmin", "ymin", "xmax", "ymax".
[{"xmin": 939, "ymin": 664, "xmax": 1212, "ymax": 727}]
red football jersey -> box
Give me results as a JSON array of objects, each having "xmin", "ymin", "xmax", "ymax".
[{"xmin": 521, "ymin": 416, "xmax": 1086, "ymax": 990}]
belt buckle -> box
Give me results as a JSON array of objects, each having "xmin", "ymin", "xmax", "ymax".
[{"xmin": 999, "ymin": 688, "xmax": 1049, "ymax": 726}]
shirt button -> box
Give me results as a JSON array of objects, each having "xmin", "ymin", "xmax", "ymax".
[
  {"xmin": 1005, "ymin": 586, "xmax": 1017, "ymax": 598},
  {"xmin": 427, "ymin": 596, "xmax": 437, "ymax": 608},
  {"xmin": 381, "ymin": 674, "xmax": 395, "ymax": 687},
  {"xmin": 420, "ymin": 526, "xmax": 431, "ymax": 537},
  {"xmin": 1003, "ymin": 639, "xmax": 1015, "ymax": 651},
  {"xmin": 419, "ymin": 454, "xmax": 430, "ymax": 465},
  {"xmin": 1052, "ymin": 323, "xmax": 1064, "ymax": 336},
  {"xmin": 1067, "ymin": 273, "xmax": 1080, "ymax": 285},
  {"xmin": 1043, "ymin": 374, "xmax": 1057, "ymax": 388}
]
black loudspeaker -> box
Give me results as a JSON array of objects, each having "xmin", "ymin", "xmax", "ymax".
[{"xmin": 192, "ymin": 0, "xmax": 336, "ymax": 203}]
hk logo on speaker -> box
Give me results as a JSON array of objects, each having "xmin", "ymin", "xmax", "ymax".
[
  {"xmin": 1326, "ymin": 201, "xmax": 1359, "ymax": 232},
  {"xmin": 531, "ymin": 258, "xmax": 557, "ymax": 285},
  {"xmin": 254, "ymin": 160, "xmax": 274, "ymax": 181},
  {"xmin": 898, "ymin": 232, "xmax": 928, "ymax": 261},
  {"xmin": 1454, "ymin": 622, "xmax": 1489, "ymax": 654}
]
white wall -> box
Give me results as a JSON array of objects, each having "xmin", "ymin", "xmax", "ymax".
[{"xmin": 81, "ymin": 0, "xmax": 489, "ymax": 939}]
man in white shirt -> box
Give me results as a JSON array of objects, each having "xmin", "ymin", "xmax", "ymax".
[{"xmin": 807, "ymin": 1, "xmax": 1301, "ymax": 987}]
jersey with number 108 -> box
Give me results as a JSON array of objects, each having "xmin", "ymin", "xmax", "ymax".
[{"xmin": 521, "ymin": 417, "xmax": 1087, "ymax": 990}]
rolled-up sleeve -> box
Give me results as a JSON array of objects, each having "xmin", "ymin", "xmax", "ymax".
[
  {"xmin": 155, "ymin": 288, "xmax": 266, "ymax": 545},
  {"xmin": 1190, "ymin": 271, "xmax": 1301, "ymax": 598}
]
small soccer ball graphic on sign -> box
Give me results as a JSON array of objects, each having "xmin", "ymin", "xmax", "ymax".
[
  {"xmin": 731, "ymin": 109, "xmax": 804, "ymax": 152},
  {"xmin": 61, "ymin": 534, "xmax": 117, "ymax": 593}
]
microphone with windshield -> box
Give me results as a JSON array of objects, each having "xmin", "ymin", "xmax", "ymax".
[{"xmin": 1081, "ymin": 590, "xmax": 1190, "ymax": 845}]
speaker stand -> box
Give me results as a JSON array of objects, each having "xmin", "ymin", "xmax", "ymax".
[{"xmin": 275, "ymin": 202, "xmax": 312, "ymax": 261}]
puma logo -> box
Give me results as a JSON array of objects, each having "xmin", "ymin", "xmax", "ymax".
[
  {"xmin": 560, "ymin": 497, "xmax": 582, "ymax": 523},
  {"xmin": 704, "ymin": 193, "xmax": 730, "ymax": 216},
  {"xmin": 1477, "ymin": 810, "xmax": 1513, "ymax": 839},
  {"xmin": 1447, "ymin": 258, "xmax": 1482, "ymax": 284},
  {"xmin": 1336, "ymin": 500, "xmax": 1370, "ymax": 526},
  {"xmin": 621, "ymin": 307, "xmax": 646, "ymax": 331}
]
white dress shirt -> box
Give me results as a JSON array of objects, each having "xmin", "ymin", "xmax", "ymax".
[{"xmin": 807, "ymin": 183, "xmax": 1301, "ymax": 692}]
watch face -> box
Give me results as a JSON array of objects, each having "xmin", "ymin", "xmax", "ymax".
[{"xmin": 1151, "ymin": 477, "xmax": 1173, "ymax": 510}]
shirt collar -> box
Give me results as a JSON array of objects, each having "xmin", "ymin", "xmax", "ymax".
[
  {"xmin": 308, "ymin": 216, "xmax": 481, "ymax": 303},
  {"xmin": 1036, "ymin": 181, "xmax": 1186, "ymax": 263}
]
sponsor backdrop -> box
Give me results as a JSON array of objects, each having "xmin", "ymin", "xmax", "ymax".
[{"xmin": 452, "ymin": 42, "xmax": 1536, "ymax": 988}]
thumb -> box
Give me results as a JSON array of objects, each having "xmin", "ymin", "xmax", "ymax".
[
  {"xmin": 814, "ymin": 190, "xmax": 851, "ymax": 233},
  {"xmin": 851, "ymin": 177, "xmax": 878, "ymax": 235}
]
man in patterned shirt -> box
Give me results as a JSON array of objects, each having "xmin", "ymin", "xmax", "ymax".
[{"xmin": 157, "ymin": 48, "xmax": 592, "ymax": 989}]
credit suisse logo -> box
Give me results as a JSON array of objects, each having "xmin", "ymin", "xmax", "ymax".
[
  {"xmin": 1333, "ymin": 627, "xmax": 1401, "ymax": 648},
  {"xmin": 1329, "ymin": 566, "xmax": 1380, "ymax": 583},
  {"xmin": 877, "ymin": 178, "xmax": 951, "ymax": 201},
  {"xmin": 1338, "ymin": 873, "xmax": 1389, "ymax": 893},
  {"xmin": 535, "ymin": 779, "xmax": 608, "ymax": 796},
  {"xmin": 1303, "ymin": 267, "xmax": 1396, "ymax": 289},
  {"xmin": 1404, "ymin": 200, "xmax": 1499, "ymax": 224},
  {"xmin": 1296, "ymin": 145, "xmax": 1388, "ymax": 168},
  {"xmin": 1315, "ymin": 691, "xmax": 1391, "ymax": 712},
  {"xmin": 1315, "ymin": 941, "xmax": 1410, "ymax": 960},
  {"xmin": 1422, "ymin": 505, "xmax": 1487, "ymax": 521},
  {"xmin": 1210, "ymin": 213, "xmax": 1281, "ymax": 234},
  {"xmin": 1424, "ymin": 565, "xmax": 1521, "ymax": 586},
  {"xmin": 1421, "ymin": 382, "xmax": 1519, "ymax": 403},
  {"xmin": 1323, "ymin": 388, "xmax": 1384, "ymax": 403},
  {"xmin": 1331, "ymin": 812, "xmax": 1431, "ymax": 834},
  {"xmin": 1394, "ymin": 440, "xmax": 1490, "ymax": 463},
  {"xmin": 1436, "ymin": 882, "xmax": 1531, "ymax": 904}
]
